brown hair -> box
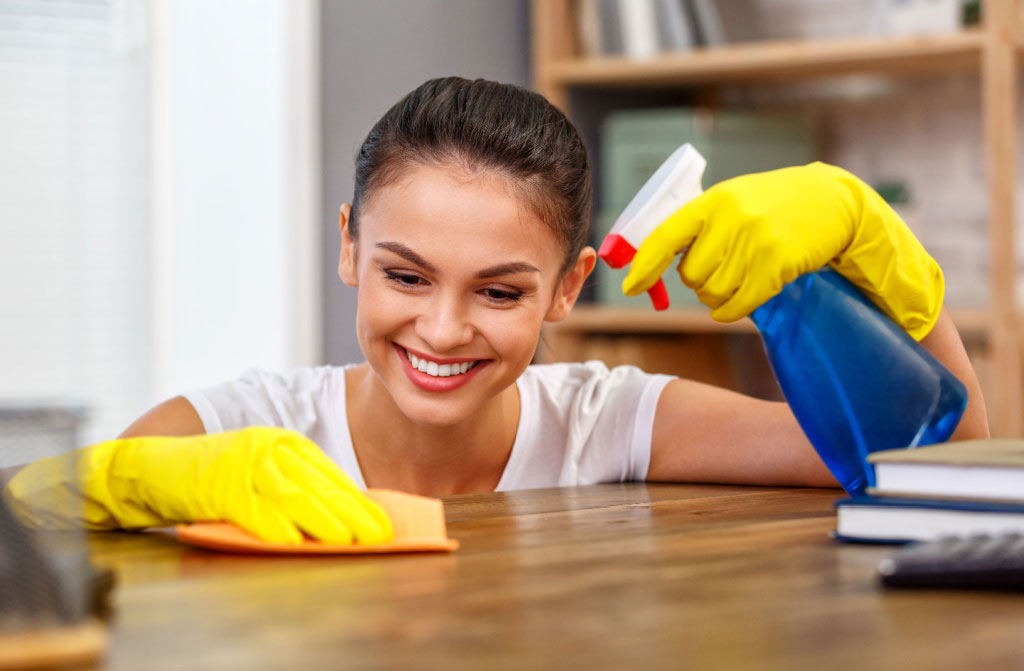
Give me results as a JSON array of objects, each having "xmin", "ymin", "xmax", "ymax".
[{"xmin": 350, "ymin": 77, "xmax": 591, "ymax": 274}]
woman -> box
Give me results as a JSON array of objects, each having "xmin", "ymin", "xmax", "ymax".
[{"xmin": 4, "ymin": 77, "xmax": 988, "ymax": 545}]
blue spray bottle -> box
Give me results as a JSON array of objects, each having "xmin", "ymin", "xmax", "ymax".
[{"xmin": 599, "ymin": 144, "xmax": 968, "ymax": 496}]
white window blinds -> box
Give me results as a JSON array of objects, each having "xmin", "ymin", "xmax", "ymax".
[{"xmin": 0, "ymin": 0, "xmax": 153, "ymax": 450}]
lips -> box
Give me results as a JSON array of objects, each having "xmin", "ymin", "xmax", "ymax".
[{"xmin": 394, "ymin": 344, "xmax": 489, "ymax": 392}]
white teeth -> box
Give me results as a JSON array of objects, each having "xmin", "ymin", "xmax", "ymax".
[{"xmin": 404, "ymin": 348, "xmax": 479, "ymax": 378}]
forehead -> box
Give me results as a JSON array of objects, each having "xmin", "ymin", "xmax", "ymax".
[{"xmin": 357, "ymin": 163, "xmax": 563, "ymax": 269}]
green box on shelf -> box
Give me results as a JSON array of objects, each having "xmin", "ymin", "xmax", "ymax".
[{"xmin": 595, "ymin": 107, "xmax": 817, "ymax": 309}]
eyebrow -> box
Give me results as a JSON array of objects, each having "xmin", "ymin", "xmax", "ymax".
[{"xmin": 375, "ymin": 241, "xmax": 540, "ymax": 278}]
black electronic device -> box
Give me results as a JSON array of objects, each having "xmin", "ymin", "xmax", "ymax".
[{"xmin": 878, "ymin": 533, "xmax": 1024, "ymax": 591}]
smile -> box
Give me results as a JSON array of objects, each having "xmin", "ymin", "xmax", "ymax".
[
  {"xmin": 404, "ymin": 349, "xmax": 480, "ymax": 377},
  {"xmin": 394, "ymin": 343, "xmax": 488, "ymax": 393}
]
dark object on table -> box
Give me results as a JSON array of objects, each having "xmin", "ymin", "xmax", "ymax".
[
  {"xmin": 878, "ymin": 533, "xmax": 1024, "ymax": 592},
  {"xmin": 0, "ymin": 491, "xmax": 113, "ymax": 668}
]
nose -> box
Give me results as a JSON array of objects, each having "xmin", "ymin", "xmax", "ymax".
[{"xmin": 413, "ymin": 290, "xmax": 475, "ymax": 353}]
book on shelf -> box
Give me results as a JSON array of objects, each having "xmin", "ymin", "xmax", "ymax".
[
  {"xmin": 577, "ymin": 0, "xmax": 603, "ymax": 57},
  {"xmin": 653, "ymin": 0, "xmax": 695, "ymax": 53},
  {"xmin": 595, "ymin": 0, "xmax": 623, "ymax": 55},
  {"xmin": 834, "ymin": 439, "xmax": 1024, "ymax": 544},
  {"xmin": 686, "ymin": 0, "xmax": 759, "ymax": 46},
  {"xmin": 685, "ymin": 0, "xmax": 725, "ymax": 47},
  {"xmin": 577, "ymin": 0, "xmax": 697, "ymax": 58},
  {"xmin": 619, "ymin": 0, "xmax": 659, "ymax": 59},
  {"xmin": 576, "ymin": 0, "xmax": 968, "ymax": 61}
]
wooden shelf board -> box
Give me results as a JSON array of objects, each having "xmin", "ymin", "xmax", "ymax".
[
  {"xmin": 553, "ymin": 306, "xmax": 756, "ymax": 334},
  {"xmin": 553, "ymin": 305, "xmax": 994, "ymax": 337},
  {"xmin": 547, "ymin": 30, "xmax": 989, "ymax": 88}
]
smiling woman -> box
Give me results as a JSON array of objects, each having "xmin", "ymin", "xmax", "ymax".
[{"xmin": 4, "ymin": 76, "xmax": 989, "ymax": 545}]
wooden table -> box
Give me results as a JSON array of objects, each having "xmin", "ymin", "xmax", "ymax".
[{"xmin": 88, "ymin": 484, "xmax": 1024, "ymax": 670}]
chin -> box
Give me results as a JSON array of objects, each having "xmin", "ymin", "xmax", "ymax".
[{"xmin": 393, "ymin": 396, "xmax": 477, "ymax": 428}]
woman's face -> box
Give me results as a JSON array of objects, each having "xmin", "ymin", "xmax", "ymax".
[{"xmin": 339, "ymin": 162, "xmax": 593, "ymax": 427}]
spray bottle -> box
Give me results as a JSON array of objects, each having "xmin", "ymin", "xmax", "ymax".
[{"xmin": 599, "ymin": 144, "xmax": 967, "ymax": 496}]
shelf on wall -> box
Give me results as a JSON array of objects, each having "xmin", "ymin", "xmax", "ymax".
[{"xmin": 545, "ymin": 30, "xmax": 1000, "ymax": 88}]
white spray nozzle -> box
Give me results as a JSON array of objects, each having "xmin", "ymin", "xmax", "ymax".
[{"xmin": 598, "ymin": 143, "xmax": 706, "ymax": 310}]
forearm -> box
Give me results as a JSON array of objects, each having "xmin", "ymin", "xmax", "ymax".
[
  {"xmin": 918, "ymin": 306, "xmax": 990, "ymax": 440},
  {"xmin": 649, "ymin": 379, "xmax": 839, "ymax": 488}
]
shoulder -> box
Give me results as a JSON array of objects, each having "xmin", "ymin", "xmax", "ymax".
[
  {"xmin": 505, "ymin": 362, "xmax": 675, "ymax": 488},
  {"xmin": 182, "ymin": 364, "xmax": 356, "ymax": 434},
  {"xmin": 521, "ymin": 361, "xmax": 667, "ymax": 391},
  {"xmin": 520, "ymin": 360, "xmax": 610, "ymax": 385},
  {"xmin": 519, "ymin": 361, "xmax": 674, "ymax": 411},
  {"xmin": 232, "ymin": 364, "xmax": 351, "ymax": 395}
]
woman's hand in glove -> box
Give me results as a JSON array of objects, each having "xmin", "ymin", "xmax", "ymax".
[
  {"xmin": 4, "ymin": 426, "xmax": 393, "ymax": 545},
  {"xmin": 623, "ymin": 162, "xmax": 944, "ymax": 340}
]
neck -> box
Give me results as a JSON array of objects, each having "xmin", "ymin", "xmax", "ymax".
[{"xmin": 344, "ymin": 364, "xmax": 519, "ymax": 496}]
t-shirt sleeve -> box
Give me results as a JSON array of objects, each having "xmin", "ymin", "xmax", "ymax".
[
  {"xmin": 577, "ymin": 363, "xmax": 675, "ymax": 483},
  {"xmin": 522, "ymin": 361, "xmax": 674, "ymax": 487},
  {"xmin": 180, "ymin": 367, "xmax": 331, "ymax": 437}
]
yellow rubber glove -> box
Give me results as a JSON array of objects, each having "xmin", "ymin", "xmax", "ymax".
[
  {"xmin": 622, "ymin": 162, "xmax": 944, "ymax": 341},
  {"xmin": 2, "ymin": 427, "xmax": 393, "ymax": 546}
]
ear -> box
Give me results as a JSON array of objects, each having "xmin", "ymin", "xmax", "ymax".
[
  {"xmin": 338, "ymin": 203, "xmax": 358, "ymax": 286},
  {"xmin": 545, "ymin": 246, "xmax": 597, "ymax": 322}
]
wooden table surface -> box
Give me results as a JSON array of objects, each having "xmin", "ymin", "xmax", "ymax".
[{"xmin": 87, "ymin": 484, "xmax": 1024, "ymax": 670}]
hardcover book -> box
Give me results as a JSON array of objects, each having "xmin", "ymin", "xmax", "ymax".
[
  {"xmin": 835, "ymin": 495, "xmax": 1024, "ymax": 544},
  {"xmin": 868, "ymin": 439, "xmax": 1024, "ymax": 503}
]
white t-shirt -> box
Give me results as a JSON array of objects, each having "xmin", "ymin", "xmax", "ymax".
[{"xmin": 182, "ymin": 361, "xmax": 674, "ymax": 491}]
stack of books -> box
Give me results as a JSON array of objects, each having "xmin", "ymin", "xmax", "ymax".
[
  {"xmin": 576, "ymin": 0, "xmax": 745, "ymax": 60},
  {"xmin": 834, "ymin": 439, "xmax": 1024, "ymax": 543}
]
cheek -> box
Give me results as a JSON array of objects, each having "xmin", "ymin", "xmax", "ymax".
[
  {"xmin": 475, "ymin": 307, "xmax": 546, "ymax": 359},
  {"xmin": 354, "ymin": 281, "xmax": 409, "ymax": 342}
]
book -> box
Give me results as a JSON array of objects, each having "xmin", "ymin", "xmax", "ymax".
[
  {"xmin": 684, "ymin": 0, "xmax": 757, "ymax": 47},
  {"xmin": 618, "ymin": 0, "xmax": 659, "ymax": 60},
  {"xmin": 685, "ymin": 0, "xmax": 725, "ymax": 46},
  {"xmin": 868, "ymin": 439, "xmax": 1024, "ymax": 503},
  {"xmin": 596, "ymin": 0, "xmax": 624, "ymax": 55},
  {"xmin": 835, "ymin": 496, "xmax": 1024, "ymax": 544},
  {"xmin": 653, "ymin": 0, "xmax": 695, "ymax": 53},
  {"xmin": 577, "ymin": 0, "xmax": 603, "ymax": 58}
]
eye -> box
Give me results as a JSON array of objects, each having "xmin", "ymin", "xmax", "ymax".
[
  {"xmin": 383, "ymin": 270, "xmax": 425, "ymax": 288},
  {"xmin": 481, "ymin": 287, "xmax": 524, "ymax": 304}
]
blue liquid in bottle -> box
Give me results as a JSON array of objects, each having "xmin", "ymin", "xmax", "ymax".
[{"xmin": 749, "ymin": 269, "xmax": 967, "ymax": 496}]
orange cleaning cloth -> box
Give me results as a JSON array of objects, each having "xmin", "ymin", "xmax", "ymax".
[{"xmin": 175, "ymin": 489, "xmax": 459, "ymax": 554}]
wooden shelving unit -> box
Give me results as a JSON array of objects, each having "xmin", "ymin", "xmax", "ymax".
[
  {"xmin": 533, "ymin": 0, "xmax": 1024, "ymax": 437},
  {"xmin": 546, "ymin": 30, "xmax": 988, "ymax": 90}
]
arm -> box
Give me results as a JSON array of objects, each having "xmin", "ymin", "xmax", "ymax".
[
  {"xmin": 0, "ymin": 396, "xmax": 205, "ymax": 487},
  {"xmin": 648, "ymin": 379, "xmax": 830, "ymax": 487},
  {"xmin": 118, "ymin": 396, "xmax": 206, "ymax": 438},
  {"xmin": 648, "ymin": 307, "xmax": 989, "ymax": 487},
  {"xmin": 919, "ymin": 306, "xmax": 989, "ymax": 441}
]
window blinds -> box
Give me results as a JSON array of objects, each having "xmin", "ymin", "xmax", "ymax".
[{"xmin": 0, "ymin": 0, "xmax": 153, "ymax": 452}]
